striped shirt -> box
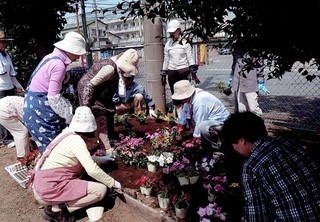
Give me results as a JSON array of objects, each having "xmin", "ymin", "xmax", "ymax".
[{"xmin": 41, "ymin": 128, "xmax": 115, "ymax": 188}]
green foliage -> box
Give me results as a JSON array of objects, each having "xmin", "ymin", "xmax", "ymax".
[
  {"xmin": 117, "ymin": 0, "xmax": 320, "ymax": 81},
  {"xmin": 0, "ymin": 0, "xmax": 76, "ymax": 87}
]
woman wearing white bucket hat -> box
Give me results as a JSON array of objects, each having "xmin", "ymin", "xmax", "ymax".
[
  {"xmin": 77, "ymin": 48, "xmax": 140, "ymax": 151},
  {"xmin": 28, "ymin": 106, "xmax": 121, "ymax": 222},
  {"xmin": 23, "ymin": 31, "xmax": 87, "ymax": 154}
]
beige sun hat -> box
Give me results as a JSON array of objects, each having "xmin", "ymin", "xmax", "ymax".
[
  {"xmin": 0, "ymin": 31, "xmax": 13, "ymax": 41},
  {"xmin": 69, "ymin": 106, "xmax": 97, "ymax": 133},
  {"xmin": 167, "ymin": 20, "xmax": 181, "ymax": 33},
  {"xmin": 171, "ymin": 80, "xmax": 195, "ymax": 100},
  {"xmin": 54, "ymin": 32, "xmax": 86, "ymax": 56},
  {"xmin": 116, "ymin": 48, "xmax": 139, "ymax": 77}
]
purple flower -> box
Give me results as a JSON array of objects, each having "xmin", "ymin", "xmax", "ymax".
[{"xmin": 197, "ymin": 207, "xmax": 207, "ymax": 217}]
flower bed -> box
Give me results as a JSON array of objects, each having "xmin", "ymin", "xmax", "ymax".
[{"xmin": 107, "ymin": 117, "xmax": 244, "ymax": 222}]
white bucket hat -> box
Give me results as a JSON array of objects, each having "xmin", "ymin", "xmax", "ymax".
[
  {"xmin": 116, "ymin": 48, "xmax": 139, "ymax": 77},
  {"xmin": 54, "ymin": 32, "xmax": 86, "ymax": 56},
  {"xmin": 167, "ymin": 20, "xmax": 181, "ymax": 33},
  {"xmin": 69, "ymin": 106, "xmax": 97, "ymax": 133},
  {"xmin": 171, "ymin": 80, "xmax": 195, "ymax": 100}
]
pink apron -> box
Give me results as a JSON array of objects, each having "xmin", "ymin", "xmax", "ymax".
[{"xmin": 29, "ymin": 132, "xmax": 88, "ymax": 202}]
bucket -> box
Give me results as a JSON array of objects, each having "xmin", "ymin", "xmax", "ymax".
[{"xmin": 86, "ymin": 206, "xmax": 104, "ymax": 222}]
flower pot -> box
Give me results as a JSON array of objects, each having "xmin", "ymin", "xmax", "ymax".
[
  {"xmin": 147, "ymin": 163, "xmax": 158, "ymax": 172},
  {"xmin": 208, "ymin": 191, "xmax": 217, "ymax": 202},
  {"xmin": 189, "ymin": 175, "xmax": 199, "ymax": 185},
  {"xmin": 140, "ymin": 186, "xmax": 152, "ymax": 196},
  {"xmin": 175, "ymin": 207, "xmax": 188, "ymax": 219},
  {"xmin": 177, "ymin": 176, "xmax": 189, "ymax": 186},
  {"xmin": 162, "ymin": 167, "xmax": 170, "ymax": 174},
  {"xmin": 157, "ymin": 194, "xmax": 170, "ymax": 209}
]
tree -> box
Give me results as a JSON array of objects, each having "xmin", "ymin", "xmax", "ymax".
[
  {"xmin": 0, "ymin": 0, "xmax": 75, "ymax": 87},
  {"xmin": 117, "ymin": 0, "xmax": 320, "ymax": 81}
]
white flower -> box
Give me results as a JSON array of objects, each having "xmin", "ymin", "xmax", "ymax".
[
  {"xmin": 157, "ymin": 152, "xmax": 174, "ymax": 167},
  {"xmin": 147, "ymin": 155, "xmax": 159, "ymax": 163}
]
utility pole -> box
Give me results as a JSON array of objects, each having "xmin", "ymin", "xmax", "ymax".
[
  {"xmin": 142, "ymin": 1, "xmax": 166, "ymax": 112},
  {"xmin": 93, "ymin": 0, "xmax": 100, "ymax": 48},
  {"xmin": 74, "ymin": 0, "xmax": 85, "ymax": 67},
  {"xmin": 80, "ymin": 0, "xmax": 93, "ymax": 68}
]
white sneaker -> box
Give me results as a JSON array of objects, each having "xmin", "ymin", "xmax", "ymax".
[{"xmin": 7, "ymin": 141, "xmax": 15, "ymax": 148}]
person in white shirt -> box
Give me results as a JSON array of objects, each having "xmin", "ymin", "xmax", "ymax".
[
  {"xmin": 161, "ymin": 20, "xmax": 200, "ymax": 118},
  {"xmin": 28, "ymin": 106, "xmax": 121, "ymax": 222},
  {"xmin": 0, "ymin": 31, "xmax": 25, "ymax": 143}
]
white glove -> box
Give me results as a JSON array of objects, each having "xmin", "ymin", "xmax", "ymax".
[
  {"xmin": 149, "ymin": 108, "xmax": 157, "ymax": 118},
  {"xmin": 113, "ymin": 180, "xmax": 122, "ymax": 189}
]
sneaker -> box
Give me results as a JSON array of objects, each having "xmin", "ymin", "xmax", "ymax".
[{"xmin": 41, "ymin": 206, "xmax": 76, "ymax": 222}]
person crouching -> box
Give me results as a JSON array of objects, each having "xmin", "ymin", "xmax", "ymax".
[{"xmin": 27, "ymin": 106, "xmax": 121, "ymax": 222}]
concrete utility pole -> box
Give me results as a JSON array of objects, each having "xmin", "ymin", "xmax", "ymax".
[
  {"xmin": 142, "ymin": 1, "xmax": 166, "ymax": 112},
  {"xmin": 80, "ymin": 0, "xmax": 93, "ymax": 68},
  {"xmin": 93, "ymin": 0, "xmax": 100, "ymax": 48}
]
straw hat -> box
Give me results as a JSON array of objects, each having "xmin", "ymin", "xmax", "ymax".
[
  {"xmin": 54, "ymin": 32, "xmax": 86, "ymax": 56},
  {"xmin": 167, "ymin": 20, "xmax": 181, "ymax": 33},
  {"xmin": 116, "ymin": 49, "xmax": 139, "ymax": 77},
  {"xmin": 171, "ymin": 80, "xmax": 195, "ymax": 100},
  {"xmin": 69, "ymin": 106, "xmax": 97, "ymax": 133},
  {"xmin": 0, "ymin": 31, "xmax": 13, "ymax": 41}
]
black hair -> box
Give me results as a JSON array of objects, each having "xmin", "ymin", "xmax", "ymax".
[
  {"xmin": 75, "ymin": 131, "xmax": 96, "ymax": 138},
  {"xmin": 220, "ymin": 112, "xmax": 268, "ymax": 145}
]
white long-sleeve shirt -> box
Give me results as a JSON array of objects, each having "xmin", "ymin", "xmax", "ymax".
[{"xmin": 162, "ymin": 38, "xmax": 196, "ymax": 70}]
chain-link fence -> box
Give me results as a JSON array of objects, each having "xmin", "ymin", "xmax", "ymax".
[{"xmin": 88, "ymin": 43, "xmax": 320, "ymax": 132}]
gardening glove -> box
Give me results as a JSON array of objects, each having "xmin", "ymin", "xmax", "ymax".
[
  {"xmin": 113, "ymin": 180, "xmax": 122, "ymax": 189},
  {"xmin": 93, "ymin": 155, "xmax": 115, "ymax": 166},
  {"xmin": 160, "ymin": 69, "xmax": 167, "ymax": 86},
  {"xmin": 227, "ymin": 75, "xmax": 233, "ymax": 88},
  {"xmin": 149, "ymin": 108, "xmax": 157, "ymax": 118},
  {"xmin": 257, "ymin": 80, "xmax": 270, "ymax": 95},
  {"xmin": 189, "ymin": 65, "xmax": 201, "ymax": 84}
]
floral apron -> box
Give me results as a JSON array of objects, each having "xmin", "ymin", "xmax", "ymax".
[{"xmin": 23, "ymin": 56, "xmax": 66, "ymax": 154}]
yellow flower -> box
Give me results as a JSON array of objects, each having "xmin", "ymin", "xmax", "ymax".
[{"xmin": 230, "ymin": 182, "xmax": 239, "ymax": 188}]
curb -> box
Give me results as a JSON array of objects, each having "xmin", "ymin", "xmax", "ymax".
[{"xmin": 120, "ymin": 192, "xmax": 175, "ymax": 222}]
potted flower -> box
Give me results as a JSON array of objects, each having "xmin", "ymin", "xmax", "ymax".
[
  {"xmin": 155, "ymin": 108, "xmax": 165, "ymax": 123},
  {"xmin": 134, "ymin": 109, "xmax": 147, "ymax": 125},
  {"xmin": 146, "ymin": 155, "xmax": 159, "ymax": 172},
  {"xmin": 164, "ymin": 112, "xmax": 177, "ymax": 127},
  {"xmin": 18, "ymin": 150, "xmax": 41, "ymax": 170},
  {"xmin": 157, "ymin": 189, "xmax": 170, "ymax": 209},
  {"xmin": 134, "ymin": 175, "xmax": 156, "ymax": 196},
  {"xmin": 157, "ymin": 152, "xmax": 174, "ymax": 174},
  {"xmin": 203, "ymin": 175, "xmax": 228, "ymax": 202},
  {"xmin": 172, "ymin": 191, "xmax": 191, "ymax": 219},
  {"xmin": 188, "ymin": 165, "xmax": 200, "ymax": 185},
  {"xmin": 114, "ymin": 134, "xmax": 147, "ymax": 167},
  {"xmin": 195, "ymin": 152, "xmax": 226, "ymax": 177},
  {"xmin": 145, "ymin": 127, "xmax": 174, "ymax": 151},
  {"xmin": 197, "ymin": 203, "xmax": 227, "ymax": 221},
  {"xmin": 170, "ymin": 157, "xmax": 191, "ymax": 186}
]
